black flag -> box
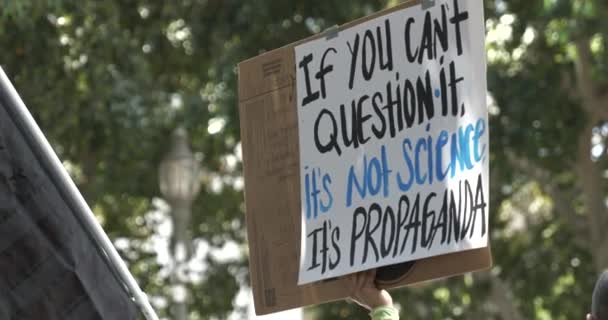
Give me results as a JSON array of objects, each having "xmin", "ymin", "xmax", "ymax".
[{"xmin": 0, "ymin": 69, "xmax": 154, "ymax": 319}]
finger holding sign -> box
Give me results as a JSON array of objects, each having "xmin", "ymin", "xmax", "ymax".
[{"xmin": 349, "ymin": 269, "xmax": 393, "ymax": 311}]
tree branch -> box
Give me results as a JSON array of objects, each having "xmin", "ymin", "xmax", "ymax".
[
  {"xmin": 505, "ymin": 151, "xmax": 586, "ymax": 236},
  {"xmin": 576, "ymin": 123, "xmax": 608, "ymax": 272},
  {"xmin": 574, "ymin": 39, "xmax": 608, "ymax": 120},
  {"xmin": 560, "ymin": 70, "xmax": 579, "ymax": 103},
  {"xmin": 573, "ymin": 37, "xmax": 608, "ymax": 271},
  {"xmin": 476, "ymin": 272, "xmax": 525, "ymax": 320}
]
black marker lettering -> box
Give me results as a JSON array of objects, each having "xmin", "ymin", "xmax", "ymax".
[{"xmin": 299, "ymin": 54, "xmax": 320, "ymax": 106}]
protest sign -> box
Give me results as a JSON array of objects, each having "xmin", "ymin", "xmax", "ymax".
[
  {"xmin": 238, "ymin": 0, "xmax": 491, "ymax": 315},
  {"xmin": 295, "ymin": 0, "xmax": 489, "ymax": 285}
]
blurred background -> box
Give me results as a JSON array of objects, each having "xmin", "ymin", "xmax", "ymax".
[{"xmin": 1, "ymin": 0, "xmax": 607, "ymax": 319}]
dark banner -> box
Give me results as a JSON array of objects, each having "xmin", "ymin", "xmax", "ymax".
[{"xmin": 0, "ymin": 85, "xmax": 139, "ymax": 319}]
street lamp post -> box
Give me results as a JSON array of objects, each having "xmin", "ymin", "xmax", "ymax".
[{"xmin": 159, "ymin": 128, "xmax": 201, "ymax": 320}]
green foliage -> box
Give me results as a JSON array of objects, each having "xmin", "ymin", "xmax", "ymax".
[{"xmin": 0, "ymin": 0, "xmax": 606, "ymax": 319}]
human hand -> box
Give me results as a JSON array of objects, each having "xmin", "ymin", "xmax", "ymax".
[{"xmin": 349, "ymin": 269, "xmax": 393, "ymax": 311}]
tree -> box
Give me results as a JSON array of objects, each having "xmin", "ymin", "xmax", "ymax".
[
  {"xmin": 1, "ymin": 0, "xmax": 606, "ymax": 319},
  {"xmin": 315, "ymin": 0, "xmax": 608, "ymax": 319},
  {"xmin": 0, "ymin": 1, "xmax": 386, "ymax": 319}
]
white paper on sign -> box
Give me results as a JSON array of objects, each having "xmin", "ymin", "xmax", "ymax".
[{"xmin": 295, "ymin": 0, "xmax": 489, "ymax": 285}]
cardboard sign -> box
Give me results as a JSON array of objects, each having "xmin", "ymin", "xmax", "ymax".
[
  {"xmin": 238, "ymin": 0, "xmax": 492, "ymax": 315},
  {"xmin": 295, "ymin": 0, "xmax": 489, "ymax": 285}
]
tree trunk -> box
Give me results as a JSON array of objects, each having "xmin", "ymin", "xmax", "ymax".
[
  {"xmin": 577, "ymin": 122, "xmax": 607, "ymax": 273},
  {"xmin": 574, "ymin": 38, "xmax": 608, "ymax": 273}
]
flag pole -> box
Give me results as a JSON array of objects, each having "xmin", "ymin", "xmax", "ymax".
[{"xmin": 0, "ymin": 67, "xmax": 160, "ymax": 320}]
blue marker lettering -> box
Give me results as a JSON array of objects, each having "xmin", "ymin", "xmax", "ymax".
[
  {"xmin": 320, "ymin": 173, "xmax": 333, "ymax": 213},
  {"xmin": 473, "ymin": 118, "xmax": 487, "ymax": 162},
  {"xmin": 397, "ymin": 139, "xmax": 415, "ymax": 192},
  {"xmin": 346, "ymin": 156, "xmax": 367, "ymax": 207},
  {"xmin": 435, "ymin": 130, "xmax": 450, "ymax": 181},
  {"xmin": 414, "ymin": 138, "xmax": 428, "ymax": 185}
]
